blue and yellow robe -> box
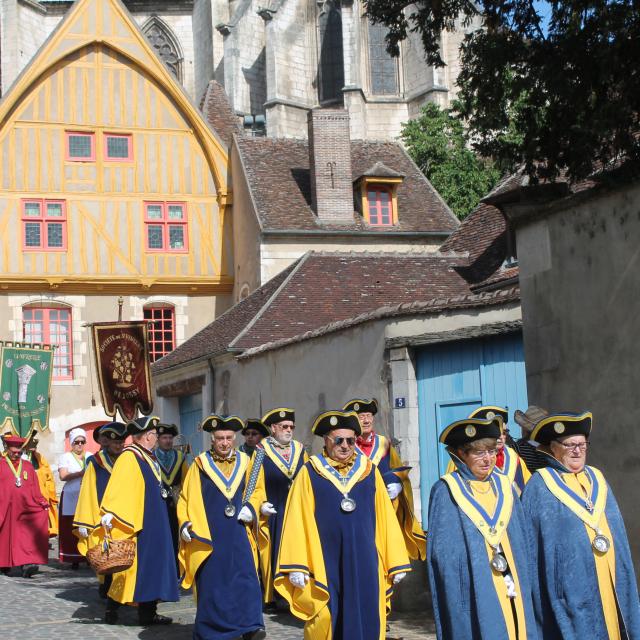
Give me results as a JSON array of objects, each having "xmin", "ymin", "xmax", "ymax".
[
  {"xmin": 73, "ymin": 450, "xmax": 114, "ymax": 557},
  {"xmin": 254, "ymin": 438, "xmax": 308, "ymax": 603},
  {"xmin": 98, "ymin": 444, "xmax": 179, "ymax": 605},
  {"xmin": 427, "ymin": 459, "xmax": 537, "ymax": 640},
  {"xmin": 177, "ymin": 450, "xmax": 266, "ymax": 640},
  {"xmin": 521, "ymin": 457, "xmax": 640, "ymax": 639},
  {"xmin": 275, "ymin": 453, "xmax": 411, "ymax": 640},
  {"xmin": 358, "ymin": 433, "xmax": 426, "ymax": 560}
]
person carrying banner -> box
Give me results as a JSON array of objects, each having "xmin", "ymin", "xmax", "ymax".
[
  {"xmin": 343, "ymin": 398, "xmax": 426, "ymax": 561},
  {"xmin": 73, "ymin": 421, "xmax": 127, "ymax": 599},
  {"xmin": 155, "ymin": 422, "xmax": 188, "ymax": 573},
  {"xmin": 98, "ymin": 416, "xmax": 179, "ymax": 626},
  {"xmin": 275, "ymin": 410, "xmax": 410, "ymax": 640},
  {"xmin": 23, "ymin": 433, "xmax": 59, "ymax": 538},
  {"xmin": 178, "ymin": 414, "xmax": 267, "ymax": 640},
  {"xmin": 252, "ymin": 407, "xmax": 308, "ymax": 607},
  {"xmin": 0, "ymin": 433, "xmax": 49, "ymax": 578}
]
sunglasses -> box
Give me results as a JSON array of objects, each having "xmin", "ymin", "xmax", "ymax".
[
  {"xmin": 327, "ymin": 436, "xmax": 356, "ymax": 446},
  {"xmin": 73, "ymin": 439, "xmax": 86, "ymax": 445}
]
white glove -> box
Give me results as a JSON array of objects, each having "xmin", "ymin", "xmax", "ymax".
[
  {"xmin": 393, "ymin": 572, "xmax": 407, "ymax": 585},
  {"xmin": 504, "ymin": 573, "xmax": 518, "ymax": 598},
  {"xmin": 78, "ymin": 527, "xmax": 89, "ymax": 539},
  {"xmin": 260, "ymin": 502, "xmax": 277, "ymax": 516},
  {"xmin": 101, "ymin": 513, "xmax": 114, "ymax": 529},
  {"xmin": 180, "ymin": 523, "xmax": 192, "ymax": 543},
  {"xmin": 289, "ymin": 571, "xmax": 309, "ymax": 589},
  {"xmin": 237, "ymin": 506, "xmax": 254, "ymax": 523},
  {"xmin": 387, "ymin": 482, "xmax": 403, "ymax": 500}
]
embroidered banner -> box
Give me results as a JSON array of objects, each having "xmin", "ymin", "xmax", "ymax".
[
  {"xmin": 0, "ymin": 346, "xmax": 53, "ymax": 437},
  {"xmin": 92, "ymin": 322, "xmax": 153, "ymax": 421}
]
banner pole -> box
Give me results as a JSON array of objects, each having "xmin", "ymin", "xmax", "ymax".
[{"xmin": 117, "ymin": 296, "xmax": 124, "ymax": 322}]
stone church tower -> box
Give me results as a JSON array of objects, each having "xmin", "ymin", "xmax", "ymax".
[{"xmin": 1, "ymin": 0, "xmax": 475, "ymax": 140}]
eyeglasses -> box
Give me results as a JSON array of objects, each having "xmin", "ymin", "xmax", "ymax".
[
  {"xmin": 73, "ymin": 440, "xmax": 86, "ymax": 445},
  {"xmin": 327, "ymin": 436, "xmax": 356, "ymax": 446},
  {"xmin": 468, "ymin": 448, "xmax": 498, "ymax": 459},
  {"xmin": 556, "ymin": 441, "xmax": 589, "ymax": 452},
  {"xmin": 276, "ymin": 424, "xmax": 295, "ymax": 430}
]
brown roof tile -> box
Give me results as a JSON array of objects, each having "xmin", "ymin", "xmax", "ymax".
[
  {"xmin": 235, "ymin": 137, "xmax": 459, "ymax": 233},
  {"xmin": 151, "ymin": 261, "xmax": 298, "ymax": 373},
  {"xmin": 199, "ymin": 80, "xmax": 241, "ymax": 148}
]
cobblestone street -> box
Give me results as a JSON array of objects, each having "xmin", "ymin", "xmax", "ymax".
[{"xmin": 0, "ymin": 546, "xmax": 436, "ymax": 640}]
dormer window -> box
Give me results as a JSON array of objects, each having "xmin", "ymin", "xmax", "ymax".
[{"xmin": 355, "ymin": 161, "xmax": 404, "ymax": 227}]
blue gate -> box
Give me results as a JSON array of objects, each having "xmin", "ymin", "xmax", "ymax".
[
  {"xmin": 179, "ymin": 392, "xmax": 203, "ymax": 460},
  {"xmin": 416, "ymin": 332, "xmax": 528, "ymax": 526}
]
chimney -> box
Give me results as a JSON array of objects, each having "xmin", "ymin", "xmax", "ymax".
[{"xmin": 308, "ymin": 108, "xmax": 354, "ymax": 223}]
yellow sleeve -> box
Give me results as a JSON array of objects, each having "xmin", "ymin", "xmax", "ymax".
[
  {"xmin": 36, "ymin": 453, "xmax": 59, "ymax": 536},
  {"xmin": 99, "ymin": 450, "xmax": 145, "ymax": 536},
  {"xmin": 274, "ymin": 466, "xmax": 330, "ymax": 622},
  {"xmin": 179, "ymin": 458, "xmax": 189, "ymax": 488},
  {"xmin": 373, "ymin": 469, "xmax": 412, "ymax": 612},
  {"xmin": 177, "ymin": 459, "xmax": 212, "ymax": 591},
  {"xmin": 73, "ymin": 462, "xmax": 100, "ymax": 556}
]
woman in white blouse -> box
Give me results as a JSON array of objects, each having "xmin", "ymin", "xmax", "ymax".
[{"xmin": 58, "ymin": 428, "xmax": 90, "ymax": 568}]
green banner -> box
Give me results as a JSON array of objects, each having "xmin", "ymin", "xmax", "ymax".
[{"xmin": 0, "ymin": 346, "xmax": 53, "ymax": 437}]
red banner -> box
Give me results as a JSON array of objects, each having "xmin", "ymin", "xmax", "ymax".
[{"xmin": 91, "ymin": 322, "xmax": 153, "ymax": 421}]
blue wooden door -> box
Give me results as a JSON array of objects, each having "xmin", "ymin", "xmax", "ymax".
[
  {"xmin": 416, "ymin": 332, "xmax": 528, "ymax": 526},
  {"xmin": 179, "ymin": 392, "xmax": 203, "ymax": 459}
]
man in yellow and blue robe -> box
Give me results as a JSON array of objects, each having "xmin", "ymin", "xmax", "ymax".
[
  {"xmin": 73, "ymin": 421, "xmax": 126, "ymax": 600},
  {"xmin": 252, "ymin": 407, "xmax": 308, "ymax": 605},
  {"xmin": 178, "ymin": 415, "xmax": 267, "ymax": 640},
  {"xmin": 99, "ymin": 416, "xmax": 179, "ymax": 626},
  {"xmin": 522, "ymin": 412, "xmax": 640, "ymax": 639},
  {"xmin": 343, "ymin": 398, "xmax": 426, "ymax": 560},
  {"xmin": 275, "ymin": 410, "xmax": 410, "ymax": 640},
  {"xmin": 428, "ymin": 416, "xmax": 537, "ymax": 639}
]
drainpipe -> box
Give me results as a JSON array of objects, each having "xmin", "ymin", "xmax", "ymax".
[{"xmin": 208, "ymin": 358, "xmax": 216, "ymax": 414}]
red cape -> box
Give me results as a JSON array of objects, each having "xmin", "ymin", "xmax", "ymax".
[{"xmin": 0, "ymin": 456, "xmax": 49, "ymax": 566}]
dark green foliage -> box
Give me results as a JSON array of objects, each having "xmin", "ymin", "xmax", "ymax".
[
  {"xmin": 365, "ymin": 1, "xmax": 640, "ymax": 182},
  {"xmin": 401, "ymin": 103, "xmax": 501, "ymax": 219}
]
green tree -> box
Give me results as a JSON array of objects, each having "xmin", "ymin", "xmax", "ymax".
[
  {"xmin": 402, "ymin": 103, "xmax": 501, "ymax": 219},
  {"xmin": 364, "ymin": 1, "xmax": 640, "ymax": 182}
]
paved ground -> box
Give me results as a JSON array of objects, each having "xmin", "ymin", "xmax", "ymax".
[{"xmin": 0, "ymin": 545, "xmax": 436, "ymax": 639}]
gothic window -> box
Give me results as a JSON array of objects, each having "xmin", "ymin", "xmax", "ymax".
[
  {"xmin": 368, "ymin": 22, "xmax": 399, "ymax": 95},
  {"xmin": 142, "ymin": 17, "xmax": 183, "ymax": 82},
  {"xmin": 317, "ymin": 1, "xmax": 345, "ymax": 105}
]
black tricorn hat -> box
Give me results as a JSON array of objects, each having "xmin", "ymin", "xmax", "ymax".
[
  {"xmin": 439, "ymin": 416, "xmax": 503, "ymax": 448},
  {"xmin": 262, "ymin": 408, "xmax": 295, "ymax": 427},
  {"xmin": 157, "ymin": 423, "xmax": 178, "ymax": 437},
  {"xmin": 530, "ymin": 412, "xmax": 592, "ymax": 445},
  {"xmin": 468, "ymin": 406, "xmax": 508, "ymax": 427},
  {"xmin": 201, "ymin": 414, "xmax": 244, "ymax": 433},
  {"xmin": 243, "ymin": 419, "xmax": 269, "ymax": 437},
  {"xmin": 343, "ymin": 398, "xmax": 378, "ymax": 415},
  {"xmin": 312, "ymin": 410, "xmax": 362, "ymax": 437},
  {"xmin": 126, "ymin": 416, "xmax": 160, "ymax": 436},
  {"xmin": 99, "ymin": 421, "xmax": 127, "ymax": 441}
]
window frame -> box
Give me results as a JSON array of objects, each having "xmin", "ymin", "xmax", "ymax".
[
  {"xmin": 143, "ymin": 305, "xmax": 176, "ymax": 362},
  {"xmin": 65, "ymin": 131, "xmax": 96, "ymax": 162},
  {"xmin": 21, "ymin": 199, "xmax": 68, "ymax": 251},
  {"xmin": 364, "ymin": 184, "xmax": 396, "ymax": 227},
  {"xmin": 143, "ymin": 201, "xmax": 189, "ymax": 253},
  {"xmin": 104, "ymin": 133, "xmax": 134, "ymax": 162},
  {"xmin": 22, "ymin": 306, "xmax": 74, "ymax": 381}
]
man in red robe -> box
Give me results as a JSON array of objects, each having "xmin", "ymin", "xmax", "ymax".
[{"xmin": 0, "ymin": 434, "xmax": 49, "ymax": 577}]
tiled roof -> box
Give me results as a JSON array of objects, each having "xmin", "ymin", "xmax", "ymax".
[
  {"xmin": 439, "ymin": 203, "xmax": 513, "ymax": 285},
  {"xmin": 235, "ymin": 137, "xmax": 459, "ymax": 233},
  {"xmin": 199, "ymin": 80, "xmax": 241, "ymax": 148},
  {"xmin": 151, "ymin": 261, "xmax": 299, "ymax": 373},
  {"xmin": 357, "ymin": 161, "xmax": 404, "ymax": 179},
  {"xmin": 231, "ymin": 252, "xmax": 473, "ymax": 351}
]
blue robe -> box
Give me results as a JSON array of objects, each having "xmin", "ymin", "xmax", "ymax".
[
  {"xmin": 427, "ymin": 464, "xmax": 538, "ymax": 640},
  {"xmin": 521, "ymin": 462, "xmax": 640, "ymax": 639}
]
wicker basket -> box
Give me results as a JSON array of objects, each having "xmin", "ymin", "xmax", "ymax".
[{"xmin": 87, "ymin": 531, "xmax": 136, "ymax": 575}]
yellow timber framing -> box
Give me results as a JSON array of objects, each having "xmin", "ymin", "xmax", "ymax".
[{"xmin": 0, "ymin": 0, "xmax": 233, "ymax": 295}]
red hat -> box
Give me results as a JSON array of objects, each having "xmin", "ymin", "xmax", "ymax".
[{"xmin": 1, "ymin": 433, "xmax": 27, "ymax": 447}]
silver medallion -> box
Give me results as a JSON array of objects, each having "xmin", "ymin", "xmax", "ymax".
[
  {"xmin": 489, "ymin": 527, "xmax": 497, "ymax": 535},
  {"xmin": 15, "ymin": 477, "xmax": 21, "ymax": 488},
  {"xmin": 341, "ymin": 496, "xmax": 356, "ymax": 513},
  {"xmin": 592, "ymin": 533, "xmax": 611, "ymax": 554},
  {"xmin": 160, "ymin": 487, "xmax": 169, "ymax": 499},
  {"xmin": 491, "ymin": 552, "xmax": 508, "ymax": 573},
  {"xmin": 224, "ymin": 503, "xmax": 236, "ymax": 518}
]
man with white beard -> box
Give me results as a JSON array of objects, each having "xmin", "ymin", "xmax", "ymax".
[{"xmin": 251, "ymin": 408, "xmax": 308, "ymax": 608}]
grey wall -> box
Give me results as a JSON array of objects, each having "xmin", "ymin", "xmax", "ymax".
[{"xmin": 512, "ymin": 180, "xmax": 640, "ymax": 568}]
